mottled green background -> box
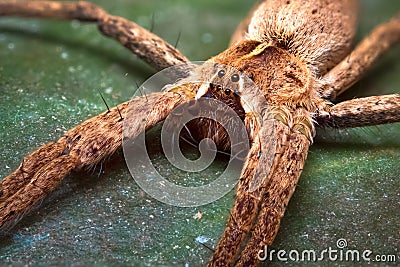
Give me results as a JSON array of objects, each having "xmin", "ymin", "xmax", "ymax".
[{"xmin": 0, "ymin": 0, "xmax": 399, "ymax": 266}]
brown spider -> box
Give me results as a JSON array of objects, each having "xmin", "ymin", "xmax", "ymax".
[{"xmin": 0, "ymin": 0, "xmax": 400, "ymax": 266}]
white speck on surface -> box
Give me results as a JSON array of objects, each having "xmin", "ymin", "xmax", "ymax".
[
  {"xmin": 105, "ymin": 87, "xmax": 113, "ymax": 94},
  {"xmin": 61, "ymin": 52, "xmax": 68, "ymax": 59},
  {"xmin": 105, "ymin": 197, "xmax": 111, "ymax": 202},
  {"xmin": 195, "ymin": 236, "xmax": 210, "ymax": 244},
  {"xmin": 7, "ymin": 43, "xmax": 15, "ymax": 50}
]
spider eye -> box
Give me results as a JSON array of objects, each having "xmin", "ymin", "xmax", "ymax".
[
  {"xmin": 248, "ymin": 73, "xmax": 254, "ymax": 81},
  {"xmin": 217, "ymin": 70, "xmax": 225, "ymax": 78},
  {"xmin": 216, "ymin": 85, "xmax": 223, "ymax": 91},
  {"xmin": 224, "ymin": 89, "xmax": 231, "ymax": 95},
  {"xmin": 231, "ymin": 74, "xmax": 240, "ymax": 82}
]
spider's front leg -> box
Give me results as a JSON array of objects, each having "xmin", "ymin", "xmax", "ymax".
[
  {"xmin": 209, "ymin": 115, "xmax": 309, "ymax": 266},
  {"xmin": 208, "ymin": 105, "xmax": 314, "ymax": 267},
  {"xmin": 0, "ymin": 0, "xmax": 195, "ymax": 233},
  {"xmin": 239, "ymin": 113, "xmax": 314, "ymax": 266},
  {"xmin": 0, "ymin": 91, "xmax": 192, "ymax": 232},
  {"xmin": 204, "ymin": 38, "xmax": 319, "ymax": 266}
]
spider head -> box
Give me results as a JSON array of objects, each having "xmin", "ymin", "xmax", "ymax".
[{"xmin": 194, "ymin": 66, "xmax": 246, "ymax": 120}]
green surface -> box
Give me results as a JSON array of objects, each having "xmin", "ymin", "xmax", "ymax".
[{"xmin": 0, "ymin": 0, "xmax": 400, "ymax": 266}]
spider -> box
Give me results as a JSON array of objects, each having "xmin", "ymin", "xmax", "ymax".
[{"xmin": 0, "ymin": 0, "xmax": 400, "ymax": 266}]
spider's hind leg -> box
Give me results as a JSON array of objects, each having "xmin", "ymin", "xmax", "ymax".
[
  {"xmin": 316, "ymin": 94, "xmax": 400, "ymax": 128},
  {"xmin": 320, "ymin": 14, "xmax": 400, "ymax": 100}
]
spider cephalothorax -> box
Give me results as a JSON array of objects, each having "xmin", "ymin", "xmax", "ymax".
[{"xmin": 208, "ymin": 41, "xmax": 318, "ymax": 142}]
